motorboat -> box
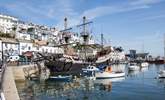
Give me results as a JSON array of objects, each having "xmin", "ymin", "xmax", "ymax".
[
  {"xmin": 141, "ymin": 62, "xmax": 149, "ymax": 67},
  {"xmin": 158, "ymin": 70, "xmax": 165, "ymax": 78},
  {"xmin": 82, "ymin": 65, "xmax": 125, "ymax": 79},
  {"xmin": 128, "ymin": 63, "xmax": 140, "ymax": 71},
  {"xmin": 82, "ymin": 65, "xmax": 99, "ymax": 72},
  {"xmin": 95, "ymin": 65, "xmax": 125, "ymax": 79},
  {"xmin": 82, "ymin": 65, "xmax": 98, "ymax": 80},
  {"xmin": 95, "ymin": 71, "xmax": 125, "ymax": 79}
]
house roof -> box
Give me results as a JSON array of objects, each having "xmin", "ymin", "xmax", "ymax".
[
  {"xmin": 18, "ymin": 39, "xmax": 32, "ymax": 43},
  {"xmin": 0, "ymin": 37, "xmax": 19, "ymax": 44}
]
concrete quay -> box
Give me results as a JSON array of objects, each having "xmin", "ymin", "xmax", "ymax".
[
  {"xmin": 2, "ymin": 64, "xmax": 37, "ymax": 100},
  {"xmin": 2, "ymin": 67, "xmax": 20, "ymax": 100}
]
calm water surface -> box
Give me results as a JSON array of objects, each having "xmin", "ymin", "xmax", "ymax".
[{"xmin": 16, "ymin": 64, "xmax": 165, "ymax": 100}]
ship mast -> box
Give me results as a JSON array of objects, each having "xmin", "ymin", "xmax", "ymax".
[
  {"xmin": 101, "ymin": 33, "xmax": 104, "ymax": 50},
  {"xmin": 77, "ymin": 16, "xmax": 93, "ymax": 60},
  {"xmin": 164, "ymin": 33, "xmax": 165, "ymax": 64},
  {"xmin": 60, "ymin": 17, "xmax": 72, "ymax": 44},
  {"xmin": 64, "ymin": 17, "xmax": 67, "ymax": 30}
]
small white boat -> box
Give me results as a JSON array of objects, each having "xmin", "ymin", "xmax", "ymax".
[
  {"xmin": 141, "ymin": 62, "xmax": 149, "ymax": 67},
  {"xmin": 128, "ymin": 63, "xmax": 140, "ymax": 71},
  {"xmin": 158, "ymin": 70, "xmax": 165, "ymax": 78},
  {"xmin": 48, "ymin": 75, "xmax": 72, "ymax": 81},
  {"xmin": 95, "ymin": 65, "xmax": 125, "ymax": 79}
]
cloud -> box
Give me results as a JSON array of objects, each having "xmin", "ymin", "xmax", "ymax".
[
  {"xmin": 2, "ymin": 0, "xmax": 162, "ymax": 28},
  {"xmin": 2, "ymin": 0, "xmax": 78, "ymax": 26},
  {"xmin": 80, "ymin": 5, "xmax": 149, "ymax": 20},
  {"xmin": 80, "ymin": 0, "xmax": 164, "ymax": 20},
  {"xmin": 130, "ymin": 0, "xmax": 163, "ymax": 5}
]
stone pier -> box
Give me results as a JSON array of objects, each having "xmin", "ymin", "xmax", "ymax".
[{"xmin": 2, "ymin": 67, "xmax": 20, "ymax": 100}]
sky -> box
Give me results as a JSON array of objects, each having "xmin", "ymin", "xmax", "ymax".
[{"xmin": 0, "ymin": 0, "xmax": 165, "ymax": 56}]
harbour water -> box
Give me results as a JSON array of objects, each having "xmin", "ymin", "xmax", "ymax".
[{"xmin": 16, "ymin": 64, "xmax": 165, "ymax": 100}]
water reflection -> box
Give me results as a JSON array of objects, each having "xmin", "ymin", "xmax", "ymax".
[
  {"xmin": 94, "ymin": 77, "xmax": 125, "ymax": 92},
  {"xmin": 140, "ymin": 67, "xmax": 148, "ymax": 72},
  {"xmin": 128, "ymin": 70, "xmax": 140, "ymax": 77},
  {"xmin": 16, "ymin": 64, "xmax": 165, "ymax": 100},
  {"xmin": 16, "ymin": 76, "xmax": 126, "ymax": 100}
]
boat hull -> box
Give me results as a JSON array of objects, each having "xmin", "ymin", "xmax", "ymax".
[
  {"xmin": 95, "ymin": 72, "xmax": 125, "ymax": 79},
  {"xmin": 45, "ymin": 59, "xmax": 110, "ymax": 75}
]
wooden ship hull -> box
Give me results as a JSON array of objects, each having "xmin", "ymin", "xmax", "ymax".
[{"xmin": 45, "ymin": 57, "xmax": 111, "ymax": 75}]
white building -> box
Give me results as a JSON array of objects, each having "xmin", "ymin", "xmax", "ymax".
[
  {"xmin": 0, "ymin": 14, "xmax": 18, "ymax": 33},
  {"xmin": 39, "ymin": 46, "xmax": 64, "ymax": 54},
  {"xmin": 0, "ymin": 38, "xmax": 19, "ymax": 61},
  {"xmin": 15, "ymin": 21, "xmax": 31, "ymax": 40},
  {"xmin": 19, "ymin": 40, "xmax": 33, "ymax": 55}
]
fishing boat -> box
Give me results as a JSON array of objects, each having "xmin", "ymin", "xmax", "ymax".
[
  {"xmin": 128, "ymin": 63, "xmax": 140, "ymax": 71},
  {"xmin": 82, "ymin": 65, "xmax": 99, "ymax": 72},
  {"xmin": 141, "ymin": 62, "xmax": 149, "ymax": 67},
  {"xmin": 82, "ymin": 65, "xmax": 99, "ymax": 80},
  {"xmin": 82, "ymin": 64, "xmax": 125, "ymax": 79}
]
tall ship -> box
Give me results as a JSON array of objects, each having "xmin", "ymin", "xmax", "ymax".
[{"xmin": 34, "ymin": 17, "xmax": 125, "ymax": 75}]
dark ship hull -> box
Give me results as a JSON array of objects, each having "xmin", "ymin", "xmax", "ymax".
[{"xmin": 45, "ymin": 59, "xmax": 111, "ymax": 75}]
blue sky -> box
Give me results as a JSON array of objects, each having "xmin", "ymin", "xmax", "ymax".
[{"xmin": 0, "ymin": 0, "xmax": 165, "ymax": 56}]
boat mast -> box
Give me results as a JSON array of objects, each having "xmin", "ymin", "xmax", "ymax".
[
  {"xmin": 77, "ymin": 16, "xmax": 93, "ymax": 60},
  {"xmin": 60, "ymin": 17, "xmax": 72, "ymax": 44},
  {"xmin": 101, "ymin": 33, "xmax": 104, "ymax": 50},
  {"xmin": 64, "ymin": 17, "xmax": 67, "ymax": 30},
  {"xmin": 164, "ymin": 33, "xmax": 165, "ymax": 64}
]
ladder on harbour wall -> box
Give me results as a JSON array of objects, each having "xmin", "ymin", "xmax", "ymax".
[
  {"xmin": 23, "ymin": 61, "xmax": 50, "ymax": 80},
  {"xmin": 0, "ymin": 63, "xmax": 7, "ymax": 100}
]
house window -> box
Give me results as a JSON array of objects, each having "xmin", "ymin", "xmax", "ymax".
[
  {"xmin": 21, "ymin": 46, "xmax": 25, "ymax": 50},
  {"xmin": 5, "ymin": 44, "xmax": 7, "ymax": 48},
  {"xmin": 37, "ymin": 47, "xmax": 39, "ymax": 50}
]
